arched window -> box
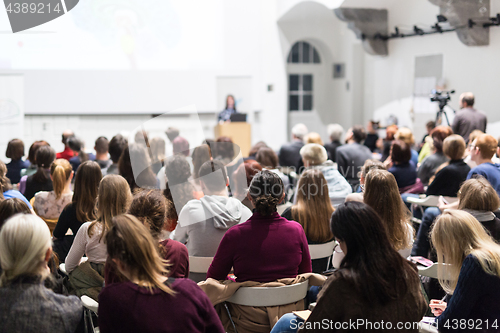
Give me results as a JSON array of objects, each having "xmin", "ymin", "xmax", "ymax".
[{"xmin": 287, "ymin": 41, "xmax": 321, "ymax": 64}]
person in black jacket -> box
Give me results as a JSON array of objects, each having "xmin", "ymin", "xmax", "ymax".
[
  {"xmin": 324, "ymin": 124, "xmax": 343, "ymax": 162},
  {"xmin": 278, "ymin": 123, "xmax": 308, "ymax": 172},
  {"xmin": 426, "ymin": 134, "xmax": 470, "ymax": 197},
  {"xmin": 23, "ymin": 145, "xmax": 55, "ymax": 201}
]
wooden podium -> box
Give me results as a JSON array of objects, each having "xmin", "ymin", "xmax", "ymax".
[{"xmin": 214, "ymin": 122, "xmax": 251, "ymax": 157}]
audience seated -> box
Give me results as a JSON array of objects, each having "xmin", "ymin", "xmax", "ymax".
[
  {"xmin": 335, "ymin": 125, "xmax": 372, "ymax": 190},
  {"xmin": 163, "ymin": 154, "xmax": 198, "ymax": 231},
  {"xmin": 98, "ymin": 214, "xmax": 225, "ymax": 333},
  {"xmin": 104, "ymin": 134, "xmax": 127, "ymax": 175},
  {"xmin": 207, "ymin": 170, "xmax": 311, "ymax": 282},
  {"xmin": 231, "ymin": 159, "xmax": 262, "ymax": 211},
  {"xmin": 279, "ymin": 123, "xmax": 308, "ymax": 172},
  {"xmin": 395, "ymin": 127, "xmax": 419, "ymax": 165},
  {"xmin": 247, "ymin": 141, "xmax": 268, "ymax": 161},
  {"xmin": 0, "ymin": 214, "xmax": 83, "ymax": 332},
  {"xmin": 364, "ymin": 121, "xmax": 378, "ymax": 153},
  {"xmin": 426, "ymin": 134, "xmax": 470, "ymax": 197},
  {"xmin": 56, "ymin": 129, "xmax": 75, "ymax": 160},
  {"xmin": 429, "ymin": 210, "xmax": 500, "ymax": 332},
  {"xmin": 300, "ymin": 144, "xmax": 352, "ymax": 201},
  {"xmin": 20, "ymin": 145, "xmax": 55, "ymax": 201},
  {"xmin": 119, "ymin": 143, "xmax": 158, "ymax": 191},
  {"xmin": 21, "ymin": 140, "xmax": 49, "ymax": 177},
  {"xmin": 0, "ymin": 198, "xmax": 31, "ymax": 229},
  {"xmin": 173, "ymin": 160, "xmax": 252, "ymax": 263},
  {"xmin": 33, "ymin": 159, "xmax": 73, "ymax": 220},
  {"xmin": 417, "ymin": 126, "xmax": 453, "ymax": 186},
  {"xmin": 52, "ymin": 161, "xmax": 102, "ymax": 262},
  {"xmin": 386, "ymin": 140, "xmax": 418, "ymax": 192},
  {"xmin": 463, "ymin": 129, "xmax": 484, "ymax": 169},
  {"xmin": 0, "ymin": 160, "xmax": 31, "ymax": 209},
  {"xmin": 94, "ymin": 136, "xmax": 112, "ymax": 170},
  {"xmin": 380, "ymin": 124, "xmax": 398, "ymax": 162},
  {"xmin": 68, "ymin": 136, "xmax": 96, "ymax": 172},
  {"xmin": 65, "ymin": 175, "xmax": 132, "ymax": 300},
  {"xmin": 106, "ymin": 190, "xmax": 189, "ymax": 284},
  {"xmin": 271, "ymin": 202, "xmax": 427, "ymax": 333},
  {"xmin": 324, "ymin": 124, "xmax": 343, "ymax": 162},
  {"xmin": 418, "ymin": 120, "xmax": 436, "ymax": 163},
  {"xmin": 364, "ymin": 169, "xmax": 414, "ymax": 258},
  {"xmin": 5, "ymin": 139, "xmax": 30, "ymax": 184},
  {"xmin": 413, "ymin": 178, "xmax": 500, "ymax": 257},
  {"xmin": 281, "ymin": 169, "xmax": 334, "ymax": 273},
  {"xmin": 256, "ymin": 147, "xmax": 290, "ymax": 191},
  {"xmin": 304, "ymin": 132, "xmax": 323, "ymax": 145},
  {"xmin": 149, "ymin": 137, "xmax": 166, "ymax": 174},
  {"xmin": 345, "ymin": 159, "xmax": 386, "ymax": 203},
  {"xmin": 467, "ymin": 134, "xmax": 500, "ymax": 196}
]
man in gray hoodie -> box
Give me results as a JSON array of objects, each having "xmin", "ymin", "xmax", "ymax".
[{"xmin": 172, "ymin": 160, "xmax": 252, "ymax": 263}]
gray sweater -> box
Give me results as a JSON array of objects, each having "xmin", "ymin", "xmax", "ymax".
[
  {"xmin": 0, "ymin": 277, "xmax": 82, "ymax": 333},
  {"xmin": 173, "ymin": 195, "xmax": 253, "ymax": 257}
]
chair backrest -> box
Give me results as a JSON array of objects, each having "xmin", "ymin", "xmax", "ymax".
[
  {"xmin": 407, "ymin": 195, "xmax": 458, "ymax": 207},
  {"xmin": 226, "ymin": 280, "xmax": 309, "ymax": 307},
  {"xmin": 189, "ymin": 256, "xmax": 214, "ymax": 274},
  {"xmin": 308, "ymin": 240, "xmax": 336, "ymax": 260},
  {"xmin": 417, "ymin": 262, "xmax": 452, "ymax": 280},
  {"xmin": 81, "ymin": 295, "xmax": 99, "ymax": 313}
]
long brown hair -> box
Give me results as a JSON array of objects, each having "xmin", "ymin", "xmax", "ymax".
[
  {"xmin": 50, "ymin": 159, "xmax": 72, "ymax": 199},
  {"xmin": 458, "ymin": 177, "xmax": 500, "ymax": 211},
  {"xmin": 364, "ymin": 169, "xmax": 413, "ymax": 251},
  {"xmin": 105, "ymin": 214, "xmax": 174, "ymax": 295},
  {"xmin": 73, "ymin": 161, "xmax": 102, "ymax": 222},
  {"xmin": 292, "ymin": 169, "xmax": 334, "ymax": 242},
  {"xmin": 88, "ymin": 175, "xmax": 132, "ymax": 241},
  {"xmin": 331, "ymin": 202, "xmax": 419, "ymax": 304}
]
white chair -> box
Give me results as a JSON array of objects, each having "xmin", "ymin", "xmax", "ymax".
[
  {"xmin": 81, "ymin": 295, "xmax": 98, "ymax": 333},
  {"xmin": 308, "ymin": 240, "xmax": 336, "ymax": 271},
  {"xmin": 59, "ymin": 257, "xmax": 88, "ymax": 275},
  {"xmin": 407, "ymin": 195, "xmax": 458, "ymax": 224},
  {"xmin": 188, "ymin": 256, "xmax": 214, "ymax": 274},
  {"xmin": 226, "ymin": 280, "xmax": 309, "ymax": 307},
  {"xmin": 417, "ymin": 262, "xmax": 452, "ymax": 280}
]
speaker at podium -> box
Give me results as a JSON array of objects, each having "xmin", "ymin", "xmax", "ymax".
[{"xmin": 214, "ymin": 113, "xmax": 251, "ymax": 157}]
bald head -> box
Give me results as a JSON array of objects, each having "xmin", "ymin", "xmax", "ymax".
[
  {"xmin": 460, "ymin": 92, "xmax": 474, "ymax": 108},
  {"xmin": 62, "ymin": 130, "xmax": 74, "ymax": 146}
]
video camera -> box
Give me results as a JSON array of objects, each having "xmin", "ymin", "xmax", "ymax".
[{"xmin": 430, "ymin": 89, "xmax": 455, "ymax": 109}]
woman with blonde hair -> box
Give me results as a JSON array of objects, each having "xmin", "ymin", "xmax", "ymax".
[
  {"xmin": 395, "ymin": 127, "xmax": 418, "ymax": 165},
  {"xmin": 98, "ymin": 214, "xmax": 224, "ymax": 333},
  {"xmin": 33, "ymin": 158, "xmax": 73, "ymax": 220},
  {"xmin": 304, "ymin": 132, "xmax": 324, "ymax": 146},
  {"xmin": 0, "ymin": 214, "xmax": 83, "ymax": 332},
  {"xmin": 364, "ymin": 169, "xmax": 414, "ymax": 257},
  {"xmin": 282, "ymin": 169, "xmax": 334, "ymax": 272},
  {"xmin": 429, "ymin": 210, "xmax": 500, "ymax": 328},
  {"xmin": 65, "ymin": 175, "xmax": 132, "ymax": 299}
]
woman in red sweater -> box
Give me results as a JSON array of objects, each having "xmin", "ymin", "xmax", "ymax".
[
  {"xmin": 98, "ymin": 214, "xmax": 224, "ymax": 333},
  {"xmin": 207, "ymin": 170, "xmax": 312, "ymax": 282}
]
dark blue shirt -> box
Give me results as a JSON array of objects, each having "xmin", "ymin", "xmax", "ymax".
[
  {"xmin": 388, "ymin": 161, "xmax": 417, "ymax": 189},
  {"xmin": 6, "ymin": 159, "xmax": 30, "ymax": 184},
  {"xmin": 437, "ymin": 255, "xmax": 500, "ymax": 332},
  {"xmin": 467, "ymin": 163, "xmax": 500, "ymax": 197},
  {"xmin": 217, "ymin": 108, "xmax": 236, "ymax": 122}
]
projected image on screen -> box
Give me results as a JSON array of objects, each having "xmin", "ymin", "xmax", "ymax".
[{"xmin": 0, "ymin": 0, "xmax": 224, "ymax": 70}]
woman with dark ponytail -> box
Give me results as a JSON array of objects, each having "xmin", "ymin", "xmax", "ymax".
[
  {"xmin": 207, "ymin": 170, "xmax": 312, "ymax": 282},
  {"xmin": 22, "ymin": 145, "xmax": 56, "ymax": 201}
]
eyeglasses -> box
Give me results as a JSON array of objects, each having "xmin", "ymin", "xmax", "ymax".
[{"xmin": 468, "ymin": 144, "xmax": 476, "ymax": 150}]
